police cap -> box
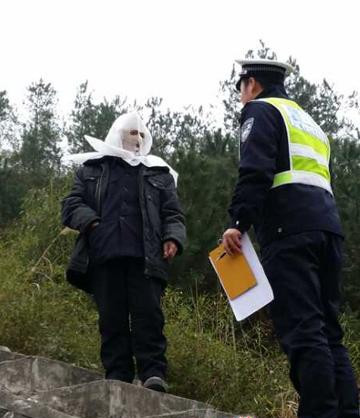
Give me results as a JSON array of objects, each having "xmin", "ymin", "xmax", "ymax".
[{"xmin": 235, "ymin": 59, "xmax": 293, "ymax": 91}]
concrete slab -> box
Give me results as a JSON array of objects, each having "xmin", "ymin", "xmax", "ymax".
[
  {"xmin": 0, "ymin": 353, "xmax": 255, "ymax": 418},
  {"xmin": 32, "ymin": 380, "xmax": 238, "ymax": 418},
  {"xmin": 0, "ymin": 352, "xmax": 26, "ymax": 364},
  {"xmin": 0, "ymin": 390, "xmax": 78, "ymax": 418},
  {"xmin": 0, "ymin": 357, "xmax": 101, "ymax": 396}
]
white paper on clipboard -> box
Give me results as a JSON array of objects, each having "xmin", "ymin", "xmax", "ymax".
[{"xmin": 214, "ymin": 233, "xmax": 273, "ymax": 321}]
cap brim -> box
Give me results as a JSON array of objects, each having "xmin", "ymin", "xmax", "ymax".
[{"xmin": 235, "ymin": 58, "xmax": 294, "ymax": 75}]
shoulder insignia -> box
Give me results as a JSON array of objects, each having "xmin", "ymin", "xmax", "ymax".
[{"xmin": 240, "ymin": 117, "xmax": 254, "ymax": 143}]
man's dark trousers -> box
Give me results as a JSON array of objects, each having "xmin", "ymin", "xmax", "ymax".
[
  {"xmin": 89, "ymin": 257, "xmax": 167, "ymax": 383},
  {"xmin": 261, "ymin": 231, "xmax": 359, "ymax": 418}
]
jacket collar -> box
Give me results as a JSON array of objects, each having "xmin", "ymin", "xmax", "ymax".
[
  {"xmin": 84, "ymin": 156, "xmax": 169, "ymax": 176},
  {"xmin": 255, "ymin": 84, "xmax": 289, "ymax": 100}
]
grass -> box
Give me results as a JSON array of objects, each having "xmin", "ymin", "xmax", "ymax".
[{"xmin": 0, "ymin": 183, "xmax": 359, "ymax": 417}]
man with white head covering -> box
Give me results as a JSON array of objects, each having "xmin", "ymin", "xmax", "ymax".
[{"xmin": 61, "ymin": 112, "xmax": 186, "ymax": 392}]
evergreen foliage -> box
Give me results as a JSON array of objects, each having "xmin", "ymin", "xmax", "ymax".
[{"xmin": 19, "ymin": 79, "xmax": 62, "ymax": 179}]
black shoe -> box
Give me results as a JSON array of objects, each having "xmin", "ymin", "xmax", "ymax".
[{"xmin": 143, "ymin": 376, "xmax": 168, "ymax": 393}]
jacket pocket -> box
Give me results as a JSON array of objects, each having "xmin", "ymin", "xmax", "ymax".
[{"xmin": 146, "ymin": 175, "xmax": 172, "ymax": 190}]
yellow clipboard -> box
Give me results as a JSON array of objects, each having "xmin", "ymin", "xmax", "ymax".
[{"xmin": 209, "ymin": 243, "xmax": 257, "ymax": 300}]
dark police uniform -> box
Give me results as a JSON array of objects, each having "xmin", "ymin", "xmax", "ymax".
[{"xmin": 229, "ymin": 61, "xmax": 359, "ymax": 418}]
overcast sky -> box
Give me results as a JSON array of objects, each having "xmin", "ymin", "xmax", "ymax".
[{"xmin": 1, "ymin": 0, "xmax": 359, "ymax": 118}]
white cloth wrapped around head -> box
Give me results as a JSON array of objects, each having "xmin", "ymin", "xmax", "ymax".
[
  {"xmin": 105, "ymin": 112, "xmax": 152, "ymax": 156},
  {"xmin": 65, "ymin": 112, "xmax": 178, "ymax": 185}
]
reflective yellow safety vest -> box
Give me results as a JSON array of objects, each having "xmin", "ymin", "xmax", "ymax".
[{"xmin": 256, "ymin": 97, "xmax": 333, "ymax": 195}]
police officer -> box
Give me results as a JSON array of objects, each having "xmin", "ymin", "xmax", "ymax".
[{"xmin": 222, "ymin": 59, "xmax": 359, "ymax": 418}]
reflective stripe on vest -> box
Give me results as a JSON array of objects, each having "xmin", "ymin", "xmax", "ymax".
[{"xmin": 255, "ymin": 97, "xmax": 333, "ymax": 195}]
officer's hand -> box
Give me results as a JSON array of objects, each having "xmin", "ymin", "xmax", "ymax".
[
  {"xmin": 163, "ymin": 240, "xmax": 178, "ymax": 260},
  {"xmin": 222, "ymin": 228, "xmax": 242, "ymax": 256}
]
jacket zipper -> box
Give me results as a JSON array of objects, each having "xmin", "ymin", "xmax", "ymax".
[
  {"xmin": 95, "ymin": 166, "xmax": 104, "ymax": 215},
  {"xmin": 138, "ymin": 167, "xmax": 148, "ymax": 272}
]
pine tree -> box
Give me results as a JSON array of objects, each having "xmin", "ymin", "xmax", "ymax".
[
  {"xmin": 0, "ymin": 91, "xmax": 24, "ymax": 224},
  {"xmin": 19, "ymin": 79, "xmax": 62, "ymax": 182}
]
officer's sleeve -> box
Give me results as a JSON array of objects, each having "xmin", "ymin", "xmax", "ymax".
[{"xmin": 228, "ymin": 102, "xmax": 280, "ymax": 232}]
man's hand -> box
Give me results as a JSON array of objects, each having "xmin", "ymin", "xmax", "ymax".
[
  {"xmin": 163, "ymin": 240, "xmax": 178, "ymax": 260},
  {"xmin": 222, "ymin": 228, "xmax": 242, "ymax": 256},
  {"xmin": 87, "ymin": 221, "xmax": 99, "ymax": 233}
]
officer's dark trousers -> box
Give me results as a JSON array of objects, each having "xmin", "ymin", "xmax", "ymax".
[
  {"xmin": 89, "ymin": 257, "xmax": 167, "ymax": 383},
  {"xmin": 261, "ymin": 231, "xmax": 359, "ymax": 418}
]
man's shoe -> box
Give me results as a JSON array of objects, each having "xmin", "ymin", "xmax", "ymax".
[{"xmin": 143, "ymin": 376, "xmax": 168, "ymax": 393}]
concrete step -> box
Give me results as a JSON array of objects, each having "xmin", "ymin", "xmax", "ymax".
[
  {"xmin": 0, "ymin": 390, "xmax": 79, "ymax": 418},
  {"xmin": 31, "ymin": 380, "xmax": 236, "ymax": 418},
  {"xmin": 0, "ymin": 349, "xmax": 254, "ymax": 418},
  {"xmin": 0, "ymin": 351, "xmax": 26, "ymax": 364},
  {"xmin": 0, "ymin": 356, "xmax": 101, "ymax": 396}
]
